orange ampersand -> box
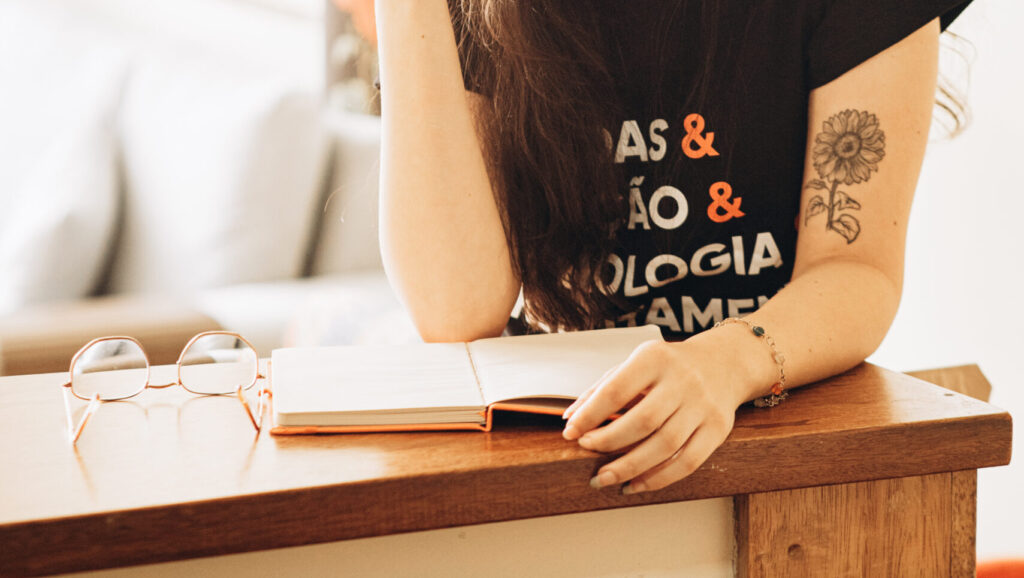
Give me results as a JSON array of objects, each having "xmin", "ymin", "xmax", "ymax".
[
  {"xmin": 681, "ymin": 113, "xmax": 720, "ymax": 159},
  {"xmin": 707, "ymin": 182, "xmax": 744, "ymax": 223}
]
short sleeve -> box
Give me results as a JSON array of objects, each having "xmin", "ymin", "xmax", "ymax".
[{"xmin": 807, "ymin": 0, "xmax": 972, "ymax": 89}]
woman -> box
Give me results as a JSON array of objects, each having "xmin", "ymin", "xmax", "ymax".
[{"xmin": 374, "ymin": 0, "xmax": 971, "ymax": 494}]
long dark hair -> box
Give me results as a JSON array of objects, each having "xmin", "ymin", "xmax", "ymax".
[{"xmin": 450, "ymin": 0, "xmax": 631, "ymax": 332}]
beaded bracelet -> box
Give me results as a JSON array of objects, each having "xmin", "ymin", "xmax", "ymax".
[{"xmin": 712, "ymin": 317, "xmax": 788, "ymax": 408}]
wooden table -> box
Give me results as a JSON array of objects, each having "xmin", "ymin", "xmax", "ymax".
[{"xmin": 0, "ymin": 363, "xmax": 1012, "ymax": 577}]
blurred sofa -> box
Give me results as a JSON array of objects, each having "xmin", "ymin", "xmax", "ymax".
[{"xmin": 0, "ymin": 0, "xmax": 416, "ymax": 376}]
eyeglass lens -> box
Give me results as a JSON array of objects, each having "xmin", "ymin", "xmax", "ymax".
[
  {"xmin": 179, "ymin": 334, "xmax": 258, "ymax": 395},
  {"xmin": 71, "ymin": 339, "xmax": 148, "ymax": 401}
]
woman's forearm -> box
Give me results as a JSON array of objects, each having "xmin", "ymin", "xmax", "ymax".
[
  {"xmin": 558, "ymin": 257, "xmax": 904, "ymax": 492},
  {"xmin": 375, "ymin": 0, "xmax": 519, "ymax": 342},
  {"xmin": 689, "ymin": 259, "xmax": 902, "ymax": 405},
  {"xmin": 705, "ymin": 20, "xmax": 941, "ymax": 402}
]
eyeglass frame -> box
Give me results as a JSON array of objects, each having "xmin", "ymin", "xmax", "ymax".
[{"xmin": 61, "ymin": 331, "xmax": 269, "ymax": 445}]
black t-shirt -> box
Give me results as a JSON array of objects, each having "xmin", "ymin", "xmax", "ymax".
[{"xmin": 457, "ymin": 0, "xmax": 971, "ymax": 340}]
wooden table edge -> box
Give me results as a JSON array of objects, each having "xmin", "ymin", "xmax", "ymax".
[{"xmin": 1, "ymin": 406, "xmax": 1011, "ymax": 576}]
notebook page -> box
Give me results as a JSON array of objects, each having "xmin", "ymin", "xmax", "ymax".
[
  {"xmin": 272, "ymin": 343, "xmax": 484, "ymax": 424},
  {"xmin": 469, "ymin": 325, "xmax": 663, "ymax": 405}
]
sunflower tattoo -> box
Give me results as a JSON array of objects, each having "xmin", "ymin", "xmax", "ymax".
[{"xmin": 804, "ymin": 109, "xmax": 885, "ymax": 244}]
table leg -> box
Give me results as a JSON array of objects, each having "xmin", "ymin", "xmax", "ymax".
[{"xmin": 734, "ymin": 470, "xmax": 977, "ymax": 577}]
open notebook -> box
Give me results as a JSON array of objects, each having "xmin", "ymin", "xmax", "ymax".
[{"xmin": 269, "ymin": 324, "xmax": 662, "ymax": 434}]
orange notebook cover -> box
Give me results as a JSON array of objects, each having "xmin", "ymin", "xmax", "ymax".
[{"xmin": 268, "ymin": 325, "xmax": 662, "ymax": 435}]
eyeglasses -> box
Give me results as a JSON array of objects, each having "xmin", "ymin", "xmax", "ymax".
[{"xmin": 60, "ymin": 331, "xmax": 269, "ymax": 445}]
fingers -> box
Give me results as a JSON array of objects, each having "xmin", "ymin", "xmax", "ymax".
[
  {"xmin": 567, "ymin": 338, "xmax": 738, "ymax": 495},
  {"xmin": 562, "ymin": 362, "xmax": 620, "ymax": 420},
  {"xmin": 576, "ymin": 386, "xmax": 683, "ymax": 452},
  {"xmin": 563, "ymin": 341, "xmax": 665, "ymax": 440},
  {"xmin": 587, "ymin": 405, "xmax": 701, "ymax": 488},
  {"xmin": 623, "ymin": 423, "xmax": 724, "ymax": 494}
]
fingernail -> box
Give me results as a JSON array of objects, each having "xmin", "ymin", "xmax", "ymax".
[
  {"xmin": 589, "ymin": 470, "xmax": 617, "ymax": 489},
  {"xmin": 622, "ymin": 481, "xmax": 646, "ymax": 495},
  {"xmin": 578, "ymin": 434, "xmax": 594, "ymax": 449},
  {"xmin": 562, "ymin": 424, "xmax": 580, "ymax": 440}
]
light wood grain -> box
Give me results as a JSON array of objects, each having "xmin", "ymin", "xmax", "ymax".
[
  {"xmin": 0, "ymin": 363, "xmax": 1011, "ymax": 575},
  {"xmin": 907, "ymin": 364, "xmax": 992, "ymax": 402},
  {"xmin": 736, "ymin": 473, "xmax": 953, "ymax": 577},
  {"xmin": 951, "ymin": 469, "xmax": 977, "ymax": 577}
]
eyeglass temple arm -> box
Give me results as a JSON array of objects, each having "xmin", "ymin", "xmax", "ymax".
[
  {"xmin": 62, "ymin": 387, "xmax": 101, "ymax": 445},
  {"xmin": 236, "ymin": 382, "xmax": 270, "ymax": 434},
  {"xmin": 63, "ymin": 377, "xmax": 269, "ymax": 444}
]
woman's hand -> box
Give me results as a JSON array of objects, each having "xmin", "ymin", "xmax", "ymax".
[{"xmin": 561, "ymin": 337, "xmax": 751, "ymax": 494}]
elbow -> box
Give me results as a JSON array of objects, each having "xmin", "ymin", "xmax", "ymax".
[
  {"xmin": 854, "ymin": 265, "xmax": 904, "ymax": 360},
  {"xmin": 380, "ymin": 240, "xmax": 519, "ymax": 343},
  {"xmin": 385, "ymin": 269, "xmax": 514, "ymax": 343},
  {"xmin": 792, "ymin": 257, "xmax": 903, "ymax": 362}
]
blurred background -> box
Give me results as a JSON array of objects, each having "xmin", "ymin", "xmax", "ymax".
[
  {"xmin": 0, "ymin": 0, "xmax": 413, "ymax": 371},
  {"xmin": 0, "ymin": 0, "xmax": 1019, "ymax": 563}
]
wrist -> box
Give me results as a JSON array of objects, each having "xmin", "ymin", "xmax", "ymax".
[{"xmin": 686, "ymin": 322, "xmax": 781, "ymax": 406}]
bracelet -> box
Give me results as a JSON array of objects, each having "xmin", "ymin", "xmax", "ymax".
[{"xmin": 712, "ymin": 317, "xmax": 788, "ymax": 408}]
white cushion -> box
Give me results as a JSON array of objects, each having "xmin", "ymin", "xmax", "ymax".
[
  {"xmin": 107, "ymin": 51, "xmax": 328, "ymax": 294},
  {"xmin": 0, "ymin": 3, "xmax": 124, "ymax": 314},
  {"xmin": 195, "ymin": 278, "xmax": 336, "ymax": 357},
  {"xmin": 311, "ymin": 111, "xmax": 384, "ymax": 275},
  {"xmin": 195, "ymin": 272, "xmax": 417, "ymax": 356}
]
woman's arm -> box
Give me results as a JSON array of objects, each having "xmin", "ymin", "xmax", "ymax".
[
  {"xmin": 375, "ymin": 0, "xmax": 520, "ymax": 342},
  {"xmin": 562, "ymin": 19, "xmax": 940, "ymax": 493}
]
